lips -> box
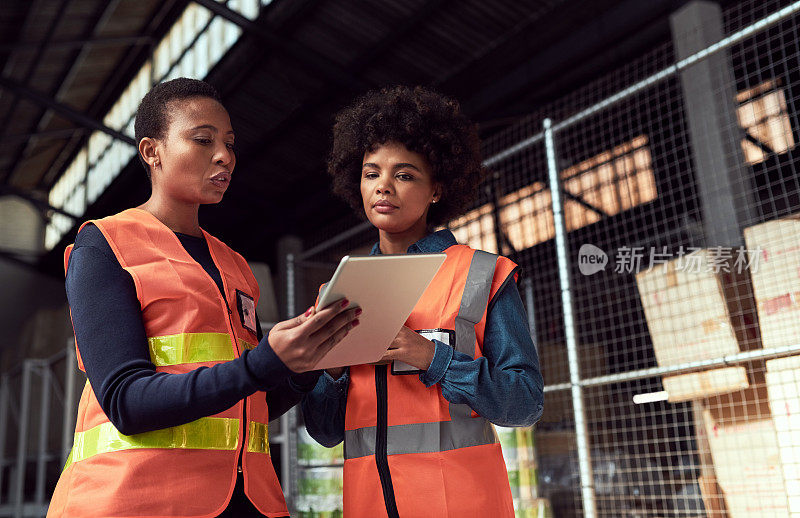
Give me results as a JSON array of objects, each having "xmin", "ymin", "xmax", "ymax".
[
  {"xmin": 373, "ymin": 200, "xmax": 398, "ymax": 214},
  {"xmin": 210, "ymin": 171, "xmax": 231, "ymax": 189}
]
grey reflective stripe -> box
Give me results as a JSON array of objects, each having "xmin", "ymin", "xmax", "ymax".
[
  {"xmin": 344, "ymin": 426, "xmax": 376, "ymax": 459},
  {"xmin": 451, "ymin": 250, "xmax": 498, "ymax": 420},
  {"xmin": 344, "ymin": 419, "xmax": 498, "ymax": 459},
  {"xmin": 345, "ymin": 249, "xmax": 501, "ymax": 461},
  {"xmin": 453, "ymin": 250, "xmax": 497, "ymax": 357}
]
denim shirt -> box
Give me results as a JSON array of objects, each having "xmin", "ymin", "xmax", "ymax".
[{"xmin": 301, "ymin": 229, "xmax": 544, "ymax": 447}]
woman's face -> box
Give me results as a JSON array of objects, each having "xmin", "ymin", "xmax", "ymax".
[
  {"xmin": 360, "ymin": 141, "xmax": 441, "ymax": 234},
  {"xmin": 148, "ymin": 96, "xmax": 235, "ymax": 205}
]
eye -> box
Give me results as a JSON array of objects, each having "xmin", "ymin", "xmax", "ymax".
[
  {"xmin": 363, "ymin": 171, "xmax": 379, "ymax": 179},
  {"xmin": 396, "ymin": 172, "xmax": 414, "ymax": 181},
  {"xmin": 194, "ymin": 137, "xmax": 212, "ymax": 145},
  {"xmin": 226, "ymin": 142, "xmax": 235, "ymax": 150}
]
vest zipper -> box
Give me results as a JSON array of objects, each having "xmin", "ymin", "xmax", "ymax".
[
  {"xmin": 375, "ymin": 365, "xmax": 400, "ymax": 517},
  {"xmin": 222, "ymin": 298, "xmax": 246, "ymax": 474},
  {"xmin": 171, "ymin": 233, "xmax": 249, "ymax": 479},
  {"xmin": 202, "ymin": 250, "xmax": 247, "ymax": 474}
]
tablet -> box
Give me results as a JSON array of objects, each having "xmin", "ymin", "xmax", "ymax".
[{"xmin": 314, "ymin": 253, "xmax": 447, "ymax": 369}]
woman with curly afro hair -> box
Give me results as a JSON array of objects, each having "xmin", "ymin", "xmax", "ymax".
[{"xmin": 302, "ymin": 86, "xmax": 543, "ymax": 517}]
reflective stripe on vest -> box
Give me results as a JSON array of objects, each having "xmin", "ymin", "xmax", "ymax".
[
  {"xmin": 64, "ymin": 417, "xmax": 270, "ymax": 469},
  {"xmin": 344, "ymin": 418, "xmax": 497, "ymax": 459},
  {"xmin": 147, "ymin": 333, "xmax": 255, "ymax": 366},
  {"xmin": 344, "ymin": 250, "xmax": 500, "ymax": 460}
]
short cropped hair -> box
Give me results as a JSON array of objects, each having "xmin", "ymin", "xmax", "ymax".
[
  {"xmin": 134, "ymin": 77, "xmax": 221, "ymax": 176},
  {"xmin": 327, "ymin": 85, "xmax": 484, "ymax": 227}
]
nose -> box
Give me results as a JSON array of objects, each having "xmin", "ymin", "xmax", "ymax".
[
  {"xmin": 375, "ymin": 175, "xmax": 392, "ymax": 195},
  {"xmin": 214, "ymin": 143, "xmax": 234, "ymax": 167}
]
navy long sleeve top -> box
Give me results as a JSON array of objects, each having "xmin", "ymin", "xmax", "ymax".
[
  {"xmin": 301, "ymin": 230, "xmax": 544, "ymax": 448},
  {"xmin": 65, "ymin": 223, "xmax": 318, "ymax": 437}
]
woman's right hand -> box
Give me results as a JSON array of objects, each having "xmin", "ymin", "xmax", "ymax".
[{"xmin": 268, "ymin": 299, "xmax": 360, "ymax": 373}]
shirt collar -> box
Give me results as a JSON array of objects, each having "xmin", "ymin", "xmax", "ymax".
[{"xmin": 369, "ymin": 229, "xmax": 458, "ymax": 255}]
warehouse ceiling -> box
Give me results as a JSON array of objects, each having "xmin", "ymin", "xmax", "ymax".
[{"xmin": 0, "ymin": 0, "xmax": 694, "ymax": 276}]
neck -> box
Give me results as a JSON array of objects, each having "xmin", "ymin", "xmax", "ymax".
[
  {"xmin": 378, "ymin": 220, "xmax": 429, "ymax": 255},
  {"xmin": 138, "ymin": 193, "xmax": 202, "ymax": 237}
]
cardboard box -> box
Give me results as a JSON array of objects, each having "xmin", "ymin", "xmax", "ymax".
[
  {"xmin": 636, "ymin": 249, "xmax": 759, "ymax": 367},
  {"xmin": 702, "ymin": 387, "xmax": 790, "ymax": 517},
  {"xmin": 765, "ymin": 355, "xmax": 800, "ymax": 516},
  {"xmin": 636, "ymin": 249, "xmax": 760, "ymax": 400},
  {"xmin": 664, "ymin": 366, "xmax": 749, "ymax": 402},
  {"xmin": 743, "ymin": 216, "xmax": 800, "ymax": 350}
]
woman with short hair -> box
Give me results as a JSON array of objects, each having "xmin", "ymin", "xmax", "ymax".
[{"xmin": 48, "ymin": 78, "xmax": 358, "ymax": 518}]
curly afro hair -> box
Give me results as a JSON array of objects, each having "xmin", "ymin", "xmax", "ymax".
[
  {"xmin": 327, "ymin": 85, "xmax": 484, "ymax": 227},
  {"xmin": 134, "ymin": 77, "xmax": 221, "ymax": 177}
]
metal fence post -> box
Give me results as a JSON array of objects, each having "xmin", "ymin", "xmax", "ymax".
[
  {"xmin": 283, "ymin": 252, "xmax": 297, "ymax": 512},
  {"xmin": 13, "ymin": 360, "xmax": 33, "ymax": 518},
  {"xmin": 62, "ymin": 342, "xmax": 77, "ymax": 467},
  {"xmin": 0, "ymin": 374, "xmax": 9, "ymax": 507},
  {"xmin": 522, "ymin": 277, "xmax": 538, "ymax": 354},
  {"xmin": 543, "ymin": 118, "xmax": 597, "ymax": 518},
  {"xmin": 35, "ymin": 363, "xmax": 51, "ymax": 507}
]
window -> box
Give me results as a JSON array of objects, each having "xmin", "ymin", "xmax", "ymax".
[
  {"xmin": 737, "ymin": 80, "xmax": 795, "ymax": 165},
  {"xmin": 449, "ymin": 204, "xmax": 498, "ymax": 254},
  {"xmin": 449, "ymin": 136, "xmax": 657, "ymax": 252}
]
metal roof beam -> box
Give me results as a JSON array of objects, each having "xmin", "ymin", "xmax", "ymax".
[
  {"xmin": 1, "ymin": 128, "xmax": 86, "ymax": 145},
  {"xmin": 0, "ymin": 35, "xmax": 154, "ymax": 52},
  {"xmin": 0, "ymin": 186, "xmax": 79, "ymax": 221},
  {"xmin": 191, "ymin": 0, "xmax": 369, "ymax": 92},
  {"xmin": 0, "ymin": 76, "xmax": 135, "ymax": 146}
]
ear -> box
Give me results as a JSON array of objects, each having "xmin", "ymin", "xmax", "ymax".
[
  {"xmin": 432, "ymin": 183, "xmax": 443, "ymax": 203},
  {"xmin": 138, "ymin": 137, "xmax": 160, "ymax": 173}
]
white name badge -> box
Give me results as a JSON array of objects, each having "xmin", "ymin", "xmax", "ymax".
[{"xmin": 236, "ymin": 289, "xmax": 257, "ymax": 336}]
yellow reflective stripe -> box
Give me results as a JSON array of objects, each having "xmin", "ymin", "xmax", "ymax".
[
  {"xmin": 248, "ymin": 421, "xmax": 270, "ymax": 455},
  {"xmin": 148, "ymin": 333, "xmax": 235, "ymax": 366},
  {"xmin": 239, "ymin": 339, "xmax": 256, "ymax": 351},
  {"xmin": 67, "ymin": 417, "xmax": 239, "ymax": 466}
]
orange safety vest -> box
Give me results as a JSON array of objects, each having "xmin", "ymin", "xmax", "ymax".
[
  {"xmin": 48, "ymin": 208, "xmax": 288, "ymax": 518},
  {"xmin": 343, "ymin": 245, "xmax": 519, "ymax": 517}
]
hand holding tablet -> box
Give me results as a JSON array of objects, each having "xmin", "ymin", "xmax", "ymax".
[{"xmin": 313, "ymin": 253, "xmax": 446, "ymax": 369}]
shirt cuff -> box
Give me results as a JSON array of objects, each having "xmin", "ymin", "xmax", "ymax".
[
  {"xmin": 288, "ymin": 371, "xmax": 323, "ymax": 392},
  {"xmin": 243, "ymin": 336, "xmax": 293, "ymax": 391},
  {"xmin": 319, "ymin": 369, "xmax": 349, "ymax": 399},
  {"xmin": 420, "ymin": 339, "xmax": 453, "ymax": 387}
]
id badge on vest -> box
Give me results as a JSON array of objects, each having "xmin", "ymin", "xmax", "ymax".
[
  {"xmin": 236, "ymin": 289, "xmax": 257, "ymax": 336},
  {"xmin": 392, "ymin": 328, "xmax": 455, "ymax": 376}
]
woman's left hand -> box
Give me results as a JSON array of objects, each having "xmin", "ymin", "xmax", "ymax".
[{"xmin": 378, "ymin": 326, "xmax": 435, "ymax": 371}]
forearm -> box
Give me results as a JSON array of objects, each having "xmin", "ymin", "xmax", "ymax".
[
  {"xmin": 419, "ymin": 281, "xmax": 544, "ymax": 427},
  {"xmin": 436, "ymin": 351, "xmax": 543, "ymax": 427}
]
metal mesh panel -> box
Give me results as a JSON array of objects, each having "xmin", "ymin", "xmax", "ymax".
[
  {"xmin": 476, "ymin": 1, "xmax": 800, "ymax": 516},
  {"xmin": 288, "ymin": 2, "xmax": 800, "ymax": 516}
]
